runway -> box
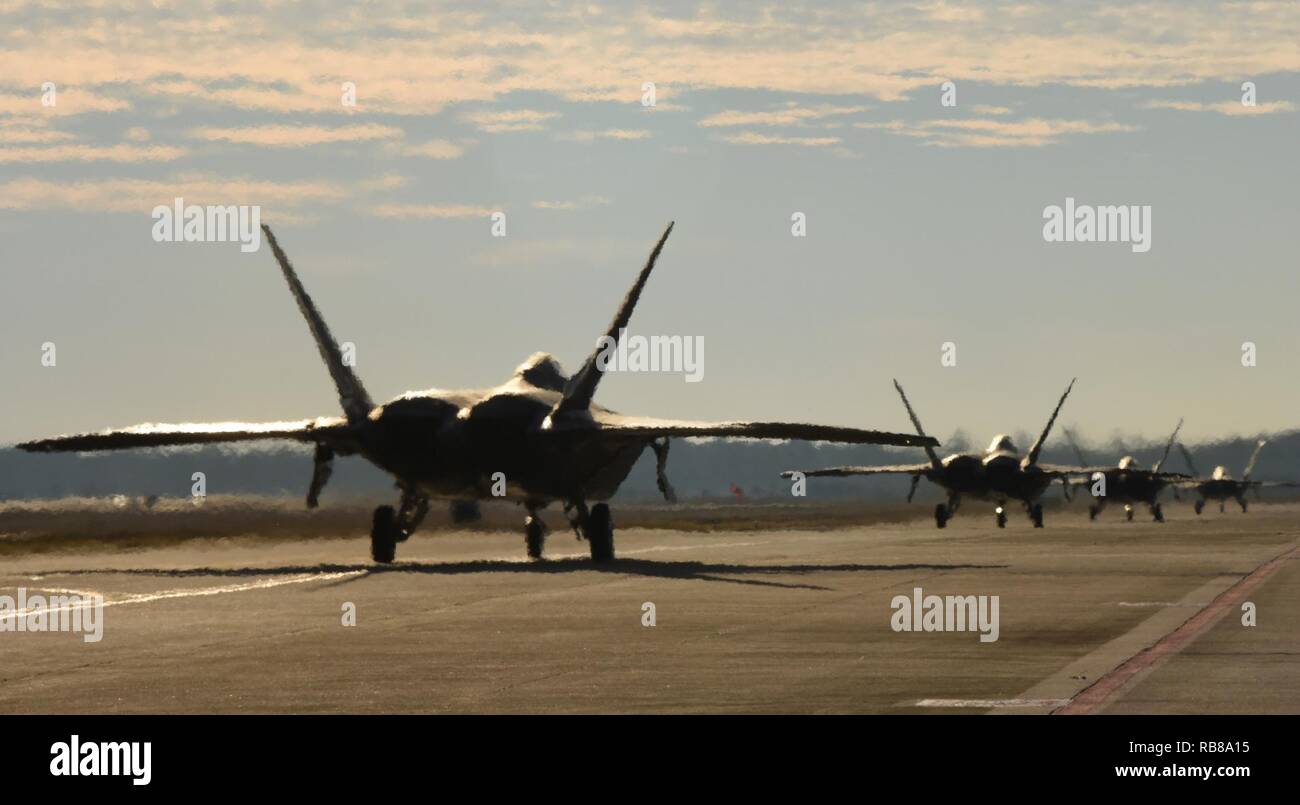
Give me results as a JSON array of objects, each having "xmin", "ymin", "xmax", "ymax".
[{"xmin": 1, "ymin": 503, "xmax": 1296, "ymax": 714}]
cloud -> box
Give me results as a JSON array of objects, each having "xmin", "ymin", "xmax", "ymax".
[
  {"xmin": 854, "ymin": 116, "xmax": 1135, "ymax": 147},
  {"xmin": 5, "ymin": 2, "xmax": 1298, "ymax": 119},
  {"xmin": 386, "ymin": 139, "xmax": 466, "ymax": 159},
  {"xmin": 371, "ymin": 203, "xmax": 497, "ymax": 219},
  {"xmin": 0, "ymin": 174, "xmax": 348, "ymax": 212},
  {"xmin": 970, "ymin": 105, "xmax": 1013, "ymax": 116},
  {"xmin": 0, "ymin": 143, "xmax": 187, "ymax": 162},
  {"xmin": 720, "ymin": 132, "xmax": 842, "ymax": 147},
  {"xmin": 0, "ymin": 89, "xmax": 129, "ymax": 116},
  {"xmin": 531, "ymin": 195, "xmax": 612, "ymax": 211},
  {"xmin": 0, "ymin": 119, "xmax": 75, "ymax": 144},
  {"xmin": 462, "ymin": 108, "xmax": 560, "ymax": 132},
  {"xmin": 1141, "ymin": 99, "xmax": 1296, "ymax": 115},
  {"xmin": 188, "ymin": 124, "xmax": 404, "ymax": 146},
  {"xmin": 698, "ymin": 104, "xmax": 868, "ymax": 128},
  {"xmin": 561, "ymin": 129, "xmax": 651, "ymax": 142}
]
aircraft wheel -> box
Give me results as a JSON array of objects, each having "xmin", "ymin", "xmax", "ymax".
[
  {"xmin": 1030, "ymin": 503, "xmax": 1044, "ymax": 528},
  {"xmin": 934, "ymin": 504, "xmax": 948, "ymax": 529},
  {"xmin": 370, "ymin": 505, "xmax": 398, "ymax": 563},
  {"xmin": 1125, "ymin": 505, "xmax": 1134, "ymax": 522},
  {"xmin": 1194, "ymin": 500, "xmax": 1204, "ymax": 515},
  {"xmin": 587, "ymin": 503, "xmax": 614, "ymax": 562},
  {"xmin": 1152, "ymin": 503, "xmax": 1164, "ymax": 523},
  {"xmin": 1240, "ymin": 500, "xmax": 1248, "ymax": 513},
  {"xmin": 1088, "ymin": 504, "xmax": 1099, "ymax": 521},
  {"xmin": 995, "ymin": 509, "xmax": 1007, "ymax": 529},
  {"xmin": 525, "ymin": 516, "xmax": 546, "ymax": 560}
]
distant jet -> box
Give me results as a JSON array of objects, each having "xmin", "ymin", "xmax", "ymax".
[
  {"xmin": 782, "ymin": 379, "xmax": 1078, "ymax": 529},
  {"xmin": 18, "ymin": 223, "xmax": 934, "ymax": 563},
  {"xmin": 1061, "ymin": 420, "xmax": 1191, "ymax": 522},
  {"xmin": 1176, "ymin": 440, "xmax": 1296, "ymax": 514}
]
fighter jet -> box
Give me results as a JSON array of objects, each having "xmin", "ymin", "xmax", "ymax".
[
  {"xmin": 1176, "ymin": 440, "xmax": 1296, "ymax": 514},
  {"xmin": 18, "ymin": 223, "xmax": 934, "ymax": 563},
  {"xmin": 1061, "ymin": 420, "xmax": 1191, "ymax": 522},
  {"xmin": 781, "ymin": 379, "xmax": 1077, "ymax": 529}
]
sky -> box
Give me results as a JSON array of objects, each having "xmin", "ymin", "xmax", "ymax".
[{"xmin": 1, "ymin": 0, "xmax": 1298, "ymax": 451}]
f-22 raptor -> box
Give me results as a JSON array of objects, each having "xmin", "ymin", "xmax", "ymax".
[
  {"xmin": 782, "ymin": 379, "xmax": 1078, "ymax": 529},
  {"xmin": 1062, "ymin": 420, "xmax": 1190, "ymax": 522},
  {"xmin": 19, "ymin": 223, "xmax": 935, "ymax": 563},
  {"xmin": 1176, "ymin": 439, "xmax": 1297, "ymax": 514}
]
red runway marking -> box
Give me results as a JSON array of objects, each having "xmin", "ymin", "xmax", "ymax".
[{"xmin": 1056, "ymin": 543, "xmax": 1298, "ymax": 715}]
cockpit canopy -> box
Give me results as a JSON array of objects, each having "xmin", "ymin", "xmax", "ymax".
[
  {"xmin": 1212, "ymin": 465, "xmax": 1231, "ymax": 481},
  {"xmin": 512, "ymin": 352, "xmax": 569, "ymax": 392},
  {"xmin": 1118, "ymin": 455, "xmax": 1140, "ymax": 470},
  {"xmin": 986, "ymin": 434, "xmax": 1018, "ymax": 456}
]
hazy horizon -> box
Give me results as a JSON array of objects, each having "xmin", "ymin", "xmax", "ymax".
[{"xmin": 3, "ymin": 1, "xmax": 1298, "ymax": 447}]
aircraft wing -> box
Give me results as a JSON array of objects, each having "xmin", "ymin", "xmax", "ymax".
[
  {"xmin": 1034, "ymin": 463, "xmax": 1109, "ymax": 477},
  {"xmin": 779, "ymin": 464, "xmax": 933, "ymax": 478},
  {"xmin": 16, "ymin": 418, "xmax": 357, "ymax": 453},
  {"xmin": 556, "ymin": 412, "xmax": 938, "ymax": 448}
]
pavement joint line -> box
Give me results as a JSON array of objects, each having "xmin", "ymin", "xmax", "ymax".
[
  {"xmin": 1054, "ymin": 540, "xmax": 1300, "ymax": 715},
  {"xmin": 986, "ymin": 538, "xmax": 1300, "ymax": 715}
]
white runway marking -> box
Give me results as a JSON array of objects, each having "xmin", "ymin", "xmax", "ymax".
[
  {"xmin": 0, "ymin": 571, "xmax": 364, "ymax": 623},
  {"xmin": 3, "ymin": 537, "xmax": 778, "ymax": 622},
  {"xmin": 916, "ymin": 698, "xmax": 1070, "ymax": 709}
]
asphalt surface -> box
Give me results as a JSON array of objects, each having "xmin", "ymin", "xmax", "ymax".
[{"xmin": 1, "ymin": 503, "xmax": 1296, "ymax": 714}]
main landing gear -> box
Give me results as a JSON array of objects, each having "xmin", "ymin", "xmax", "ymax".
[
  {"xmin": 535, "ymin": 500, "xmax": 615, "ymax": 563},
  {"xmin": 370, "ymin": 489, "xmax": 430, "ymax": 563},
  {"xmin": 995, "ymin": 506, "xmax": 1008, "ymax": 528},
  {"xmin": 934, "ymin": 496, "xmax": 960, "ymax": 529},
  {"xmin": 1028, "ymin": 503, "xmax": 1044, "ymax": 528}
]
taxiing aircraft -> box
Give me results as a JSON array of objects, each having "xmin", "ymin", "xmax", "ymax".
[
  {"xmin": 1176, "ymin": 440, "xmax": 1296, "ymax": 514},
  {"xmin": 1061, "ymin": 420, "xmax": 1191, "ymax": 522},
  {"xmin": 19, "ymin": 223, "xmax": 935, "ymax": 563},
  {"xmin": 782, "ymin": 379, "xmax": 1078, "ymax": 528}
]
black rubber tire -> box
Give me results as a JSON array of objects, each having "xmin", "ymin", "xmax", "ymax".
[
  {"xmin": 1030, "ymin": 504, "xmax": 1044, "ymax": 528},
  {"xmin": 371, "ymin": 505, "xmax": 398, "ymax": 563},
  {"xmin": 1125, "ymin": 507, "xmax": 1134, "ymax": 522},
  {"xmin": 587, "ymin": 503, "xmax": 614, "ymax": 562},
  {"xmin": 525, "ymin": 516, "xmax": 545, "ymax": 559},
  {"xmin": 1088, "ymin": 505, "xmax": 1099, "ymax": 521},
  {"xmin": 1152, "ymin": 503, "xmax": 1164, "ymax": 523},
  {"xmin": 934, "ymin": 503, "xmax": 948, "ymax": 529},
  {"xmin": 995, "ymin": 510, "xmax": 1007, "ymax": 529},
  {"xmin": 1194, "ymin": 500, "xmax": 1204, "ymax": 515}
]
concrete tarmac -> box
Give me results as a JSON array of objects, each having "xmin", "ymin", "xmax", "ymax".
[{"xmin": 1, "ymin": 503, "xmax": 1295, "ymax": 714}]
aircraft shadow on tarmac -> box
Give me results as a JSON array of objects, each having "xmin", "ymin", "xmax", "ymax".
[{"xmin": 25, "ymin": 559, "xmax": 1007, "ymax": 592}]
